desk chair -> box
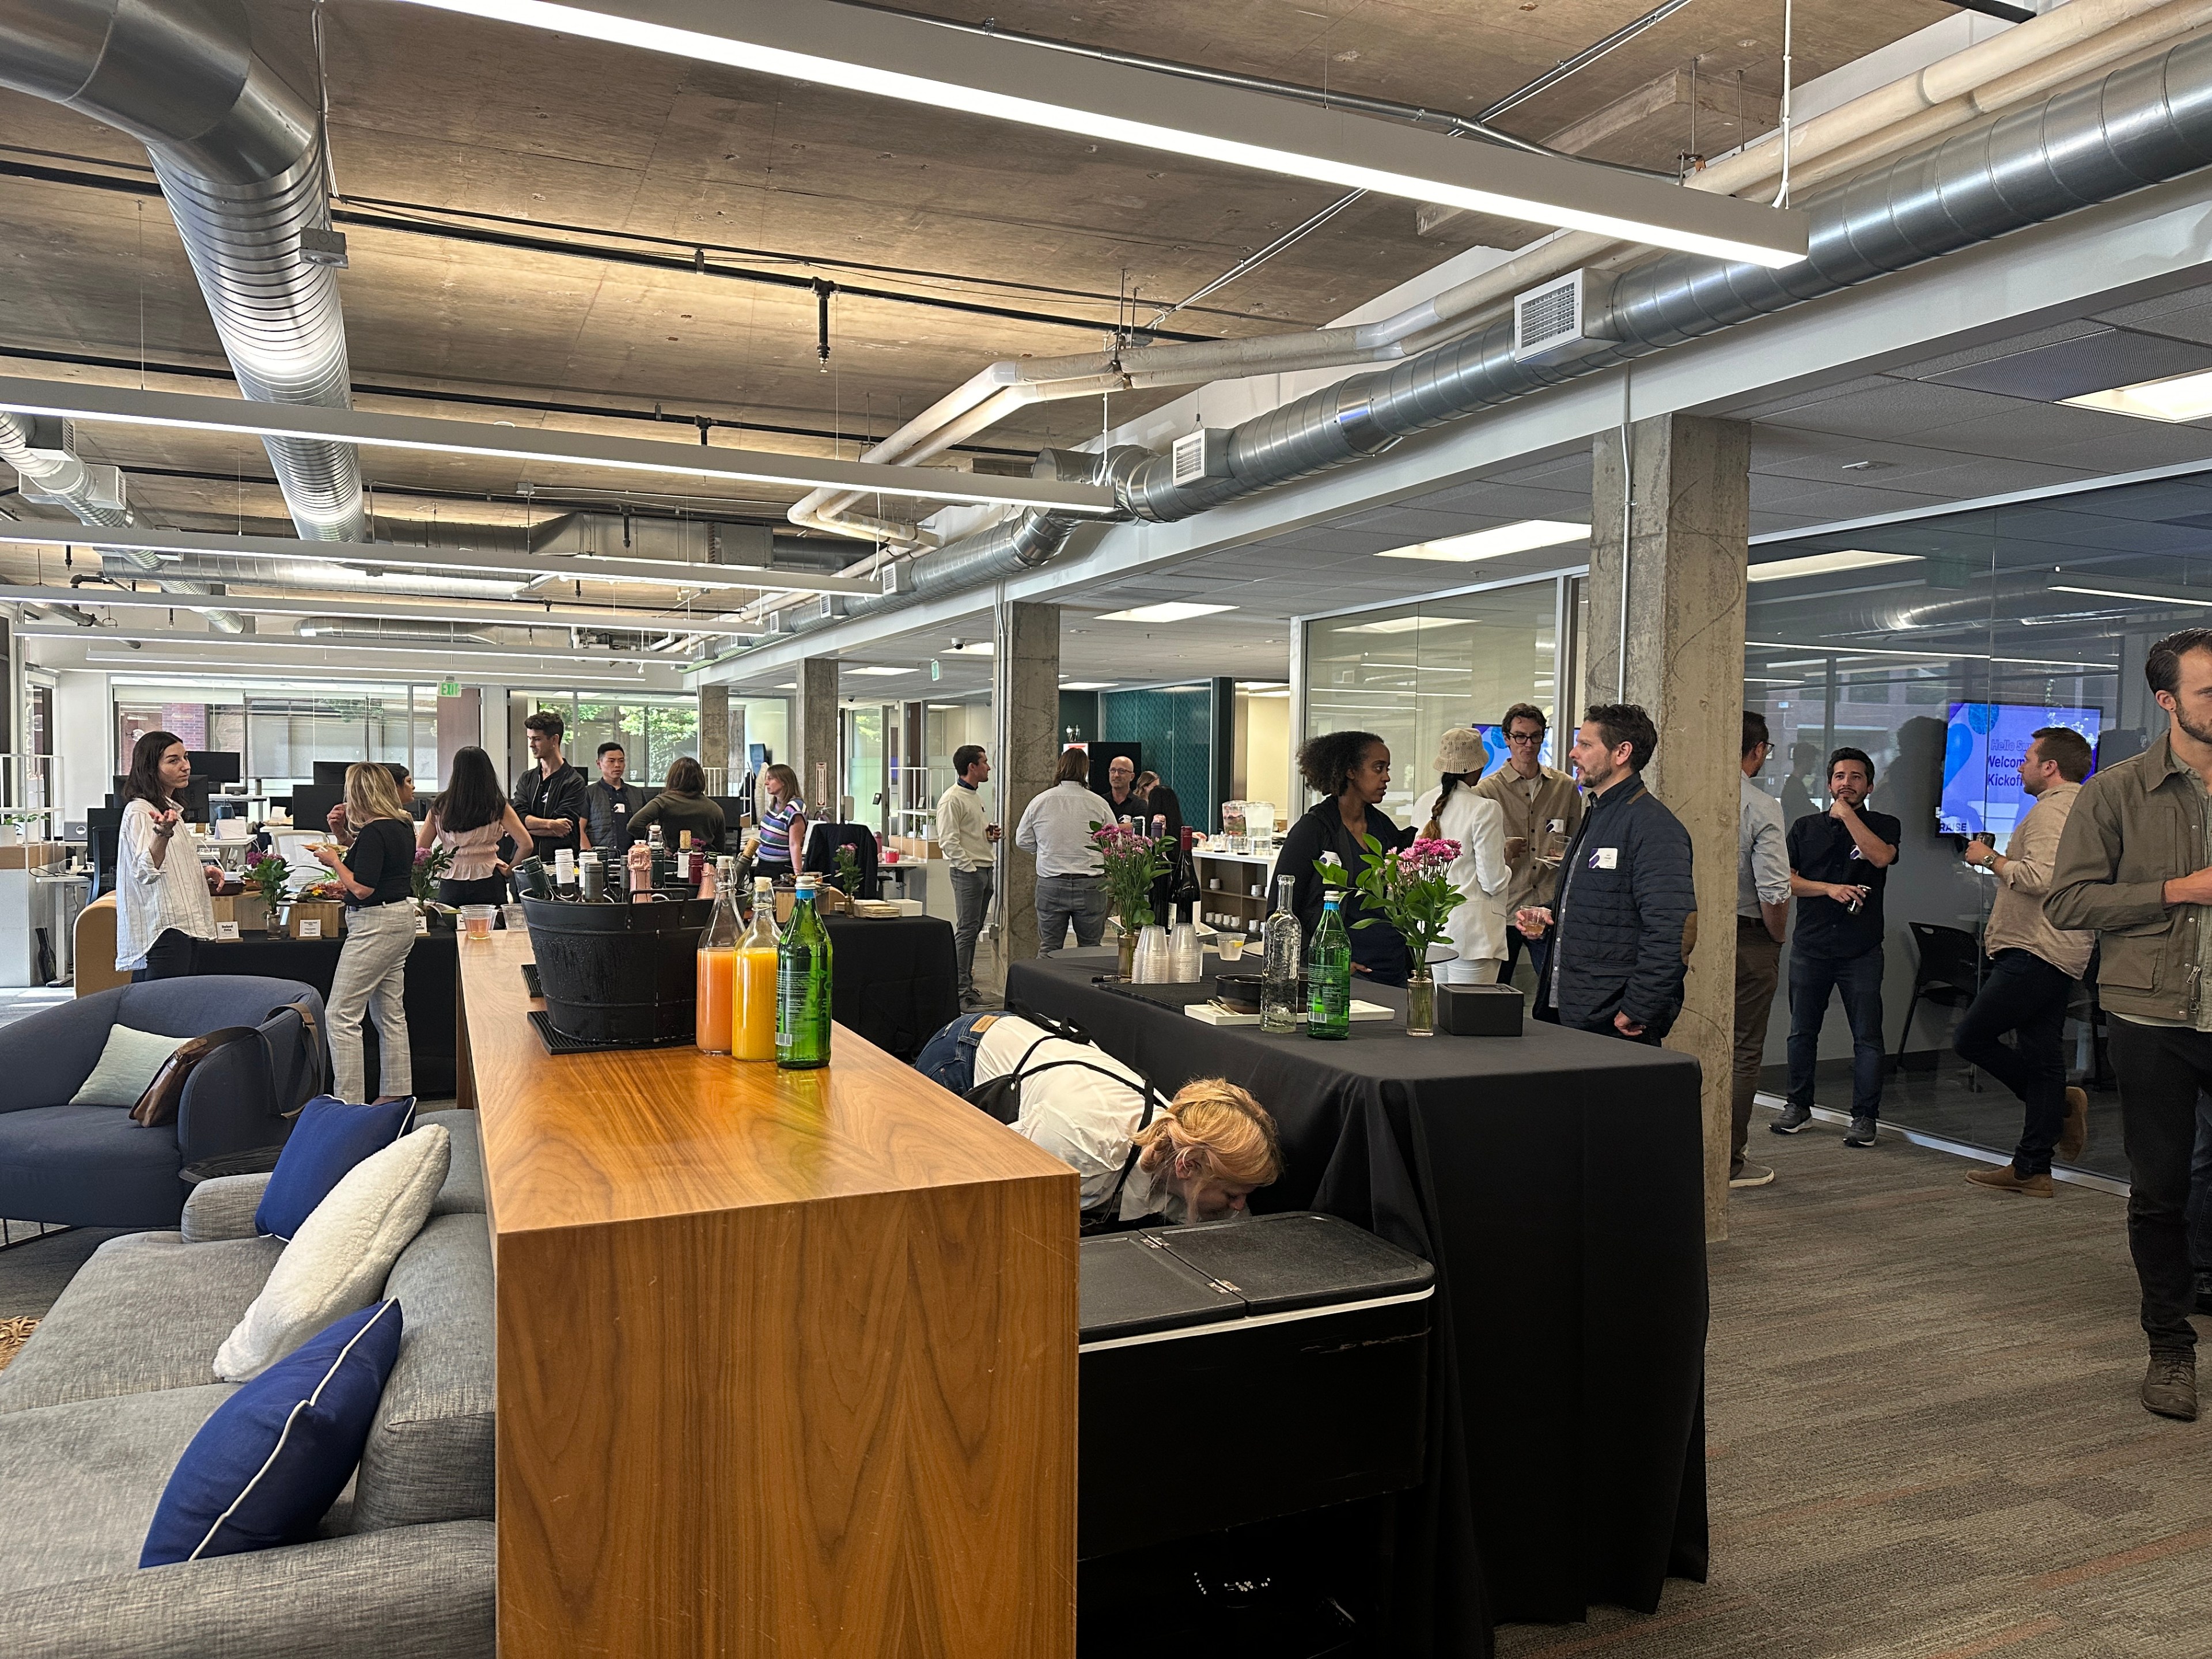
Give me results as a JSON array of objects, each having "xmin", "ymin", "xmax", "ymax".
[
  {"xmin": 801, "ymin": 822, "xmax": 881, "ymax": 899},
  {"xmin": 1897, "ymin": 922, "xmax": 1986, "ymax": 1078}
]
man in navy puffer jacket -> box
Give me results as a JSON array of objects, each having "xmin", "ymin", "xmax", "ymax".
[{"xmin": 1517, "ymin": 703, "xmax": 1697, "ymax": 1043}]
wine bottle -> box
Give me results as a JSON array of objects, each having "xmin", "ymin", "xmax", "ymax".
[
  {"xmin": 777, "ymin": 873, "xmax": 834, "ymax": 1069},
  {"xmin": 1307, "ymin": 892, "xmax": 1351, "ymax": 1040}
]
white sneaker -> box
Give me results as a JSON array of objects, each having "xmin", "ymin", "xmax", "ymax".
[{"xmin": 1729, "ymin": 1161, "xmax": 1776, "ymax": 1188}]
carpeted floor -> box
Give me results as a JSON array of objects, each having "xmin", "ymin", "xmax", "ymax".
[{"xmin": 1495, "ymin": 1114, "xmax": 2212, "ymax": 1659}]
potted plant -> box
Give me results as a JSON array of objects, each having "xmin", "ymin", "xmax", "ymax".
[
  {"xmin": 238, "ymin": 853, "xmax": 290, "ymax": 935},
  {"xmin": 1318, "ymin": 835, "xmax": 1464, "ymax": 1035},
  {"xmin": 831, "ymin": 841, "xmax": 863, "ymax": 895},
  {"xmin": 1092, "ymin": 821, "xmax": 1169, "ymax": 980}
]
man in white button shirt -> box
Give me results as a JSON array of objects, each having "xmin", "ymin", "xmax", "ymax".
[
  {"xmin": 1734, "ymin": 713, "xmax": 1791, "ymax": 1189},
  {"xmin": 1014, "ymin": 748, "xmax": 1115, "ymax": 952},
  {"xmin": 934, "ymin": 744, "xmax": 1002, "ymax": 1009}
]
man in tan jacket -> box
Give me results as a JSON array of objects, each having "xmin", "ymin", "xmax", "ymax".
[
  {"xmin": 2050, "ymin": 627, "xmax": 2212, "ymax": 1422},
  {"xmin": 1955, "ymin": 726, "xmax": 2094, "ymax": 1198},
  {"xmin": 1475, "ymin": 702, "xmax": 1583, "ymax": 986}
]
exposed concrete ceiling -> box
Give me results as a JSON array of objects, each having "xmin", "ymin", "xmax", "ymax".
[{"xmin": 0, "ymin": 0, "xmax": 1954, "ymax": 577}]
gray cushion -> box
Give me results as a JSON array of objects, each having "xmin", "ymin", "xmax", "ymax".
[
  {"xmin": 0, "ymin": 1232, "xmax": 281, "ymax": 1414},
  {"xmin": 416, "ymin": 1110, "xmax": 484, "ymax": 1215},
  {"xmin": 0, "ymin": 1384, "xmax": 234, "ymax": 1591},
  {"xmin": 351, "ymin": 1210, "xmax": 494, "ymax": 1531},
  {"xmin": 179, "ymin": 1171, "xmax": 273, "ymax": 1243},
  {"xmin": 69, "ymin": 1024, "xmax": 189, "ymax": 1107},
  {"xmin": 0, "ymin": 1518, "xmax": 495, "ymax": 1659}
]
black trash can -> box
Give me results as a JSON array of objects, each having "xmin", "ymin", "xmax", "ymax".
[{"xmin": 523, "ymin": 896, "xmax": 713, "ymax": 1045}]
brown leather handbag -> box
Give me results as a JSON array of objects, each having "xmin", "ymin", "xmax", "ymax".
[{"xmin": 130, "ymin": 1028, "xmax": 255, "ymax": 1127}]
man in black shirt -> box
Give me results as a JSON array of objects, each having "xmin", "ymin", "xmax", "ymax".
[
  {"xmin": 510, "ymin": 710, "xmax": 588, "ymax": 865},
  {"xmin": 1773, "ymin": 747, "xmax": 1900, "ymax": 1147},
  {"xmin": 582, "ymin": 741, "xmax": 647, "ymax": 856}
]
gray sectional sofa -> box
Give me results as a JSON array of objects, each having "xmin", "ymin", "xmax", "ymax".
[{"xmin": 0, "ymin": 1110, "xmax": 495, "ymax": 1659}]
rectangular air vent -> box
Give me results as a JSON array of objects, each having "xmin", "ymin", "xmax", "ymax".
[
  {"xmin": 1171, "ymin": 428, "xmax": 1231, "ymax": 487},
  {"xmin": 1512, "ymin": 270, "xmax": 1615, "ymax": 366}
]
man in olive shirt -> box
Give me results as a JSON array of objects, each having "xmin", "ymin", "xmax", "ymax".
[
  {"xmin": 1956, "ymin": 726, "xmax": 2095, "ymax": 1198},
  {"xmin": 1772, "ymin": 748, "xmax": 1900, "ymax": 1150},
  {"xmin": 1474, "ymin": 702, "xmax": 1584, "ymax": 985},
  {"xmin": 2048, "ymin": 627, "xmax": 2212, "ymax": 1419}
]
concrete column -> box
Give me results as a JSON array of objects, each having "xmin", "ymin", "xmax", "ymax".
[
  {"xmin": 794, "ymin": 658, "xmax": 839, "ymax": 823},
  {"xmin": 1585, "ymin": 413, "xmax": 1751, "ymax": 1243},
  {"xmin": 435, "ymin": 688, "xmax": 481, "ymax": 786},
  {"xmin": 993, "ymin": 599, "xmax": 1060, "ymax": 964},
  {"xmin": 698, "ymin": 684, "xmax": 729, "ymax": 790}
]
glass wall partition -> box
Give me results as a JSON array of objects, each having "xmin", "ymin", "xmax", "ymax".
[
  {"xmin": 1738, "ymin": 468, "xmax": 2212, "ymax": 1181},
  {"xmin": 1300, "ymin": 575, "xmax": 1565, "ymax": 823}
]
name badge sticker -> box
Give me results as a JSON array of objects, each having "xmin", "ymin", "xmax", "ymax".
[
  {"xmin": 1846, "ymin": 844, "xmax": 1863, "ymax": 861},
  {"xmin": 1593, "ymin": 847, "xmax": 1619, "ymax": 870}
]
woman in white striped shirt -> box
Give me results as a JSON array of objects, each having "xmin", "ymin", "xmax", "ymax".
[{"xmin": 115, "ymin": 730, "xmax": 223, "ymax": 979}]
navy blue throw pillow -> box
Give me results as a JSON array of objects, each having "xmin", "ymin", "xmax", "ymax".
[
  {"xmin": 141, "ymin": 1300, "xmax": 403, "ymax": 1567},
  {"xmin": 255, "ymin": 1095, "xmax": 417, "ymax": 1241}
]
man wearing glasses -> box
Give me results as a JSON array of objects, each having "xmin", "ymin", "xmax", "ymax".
[{"xmin": 1475, "ymin": 702, "xmax": 1584, "ymax": 986}]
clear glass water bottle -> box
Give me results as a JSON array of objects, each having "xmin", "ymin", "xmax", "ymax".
[
  {"xmin": 1307, "ymin": 892, "xmax": 1351, "ymax": 1041},
  {"xmin": 777, "ymin": 873, "xmax": 834, "ymax": 1069},
  {"xmin": 1260, "ymin": 876, "xmax": 1302, "ymax": 1033}
]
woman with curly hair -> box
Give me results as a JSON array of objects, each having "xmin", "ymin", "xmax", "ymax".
[{"xmin": 1270, "ymin": 728, "xmax": 1413, "ymax": 986}]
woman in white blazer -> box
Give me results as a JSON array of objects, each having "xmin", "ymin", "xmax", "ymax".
[{"xmin": 1410, "ymin": 728, "xmax": 1513, "ymax": 985}]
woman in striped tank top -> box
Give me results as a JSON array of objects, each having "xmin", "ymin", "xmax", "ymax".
[{"xmin": 752, "ymin": 763, "xmax": 807, "ymax": 881}]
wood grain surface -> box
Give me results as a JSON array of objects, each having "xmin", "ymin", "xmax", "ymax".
[{"xmin": 463, "ymin": 930, "xmax": 1079, "ymax": 1658}]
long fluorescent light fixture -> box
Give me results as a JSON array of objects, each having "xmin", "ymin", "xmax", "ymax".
[
  {"xmin": 1096, "ymin": 601, "xmax": 1237, "ymax": 623},
  {"xmin": 385, "ymin": 0, "xmax": 1809, "ymax": 267},
  {"xmin": 1748, "ymin": 639, "xmax": 2111, "ymax": 671},
  {"xmin": 1746, "ymin": 550, "xmax": 1922, "ymax": 583},
  {"xmin": 0, "ymin": 376, "xmax": 1116, "ymax": 516},
  {"xmin": 2049, "ymin": 578, "xmax": 2212, "ymax": 608},
  {"xmin": 21, "ymin": 626, "xmax": 675, "ymax": 665},
  {"xmin": 0, "ymin": 584, "xmax": 760, "ymax": 638},
  {"xmin": 2063, "ymin": 369, "xmax": 2212, "ymax": 423},
  {"xmin": 1377, "ymin": 521, "xmax": 1589, "ymax": 562}
]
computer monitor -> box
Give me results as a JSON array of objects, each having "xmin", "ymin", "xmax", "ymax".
[
  {"xmin": 188, "ymin": 750, "xmax": 241, "ymax": 785},
  {"xmin": 1939, "ymin": 702, "xmax": 2100, "ymax": 840}
]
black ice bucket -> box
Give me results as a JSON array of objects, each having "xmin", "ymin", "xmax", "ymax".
[{"xmin": 522, "ymin": 896, "xmax": 714, "ymax": 1045}]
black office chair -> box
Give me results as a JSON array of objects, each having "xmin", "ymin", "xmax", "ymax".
[
  {"xmin": 1897, "ymin": 922, "xmax": 1986, "ymax": 1076},
  {"xmin": 802, "ymin": 822, "xmax": 882, "ymax": 900}
]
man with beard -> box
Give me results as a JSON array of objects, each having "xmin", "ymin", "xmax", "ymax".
[
  {"xmin": 2050, "ymin": 628, "xmax": 2212, "ymax": 1421},
  {"xmin": 1771, "ymin": 748, "xmax": 1900, "ymax": 1149}
]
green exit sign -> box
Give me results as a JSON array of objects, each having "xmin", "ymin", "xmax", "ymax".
[
  {"xmin": 439, "ymin": 680, "xmax": 460, "ymax": 697},
  {"xmin": 929, "ymin": 660, "xmax": 941, "ymax": 682}
]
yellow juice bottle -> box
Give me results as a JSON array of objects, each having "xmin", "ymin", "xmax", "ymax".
[{"xmin": 734, "ymin": 877, "xmax": 781, "ymax": 1061}]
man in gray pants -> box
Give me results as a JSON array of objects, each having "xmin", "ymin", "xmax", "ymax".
[{"xmin": 934, "ymin": 745, "xmax": 1001, "ymax": 1009}]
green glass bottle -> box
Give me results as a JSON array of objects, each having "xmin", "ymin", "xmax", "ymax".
[
  {"xmin": 776, "ymin": 872, "xmax": 834, "ymax": 1069},
  {"xmin": 1307, "ymin": 891, "xmax": 1351, "ymax": 1040}
]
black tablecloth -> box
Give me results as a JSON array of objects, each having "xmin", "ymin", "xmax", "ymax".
[
  {"xmin": 153, "ymin": 933, "xmax": 459, "ymax": 1099},
  {"xmin": 1008, "ymin": 951, "xmax": 1709, "ymax": 1654},
  {"xmin": 823, "ymin": 914, "xmax": 959, "ymax": 1062}
]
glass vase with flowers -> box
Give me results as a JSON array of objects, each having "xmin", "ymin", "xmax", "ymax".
[
  {"xmin": 1092, "ymin": 820, "xmax": 1170, "ymax": 980},
  {"xmin": 1317, "ymin": 835, "xmax": 1465, "ymax": 1035}
]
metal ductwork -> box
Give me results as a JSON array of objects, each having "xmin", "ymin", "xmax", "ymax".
[
  {"xmin": 98, "ymin": 550, "xmax": 522, "ymax": 603},
  {"xmin": 0, "ymin": 0, "xmax": 366, "ymax": 543},
  {"xmin": 1111, "ymin": 36, "xmax": 2212, "ymax": 522},
  {"xmin": 0, "ymin": 410, "xmax": 247, "ymax": 631},
  {"xmin": 802, "ymin": 36, "xmax": 2212, "ymax": 641},
  {"xmin": 296, "ymin": 622, "xmax": 494, "ymax": 646}
]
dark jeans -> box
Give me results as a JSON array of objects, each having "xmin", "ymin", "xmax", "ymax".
[
  {"xmin": 133, "ymin": 927, "xmax": 199, "ymax": 982},
  {"xmin": 1786, "ymin": 945, "xmax": 1885, "ymax": 1119},
  {"xmin": 914, "ymin": 1010, "xmax": 999, "ymax": 1094},
  {"xmin": 949, "ymin": 866, "xmax": 993, "ymax": 1000},
  {"xmin": 1733, "ymin": 919, "xmax": 1783, "ymax": 1172},
  {"xmin": 2104, "ymin": 1018, "xmax": 2212, "ymax": 1353},
  {"xmin": 1951, "ymin": 948, "xmax": 2075, "ymax": 1176},
  {"xmin": 2193, "ymin": 1096, "xmax": 2212, "ymax": 1274}
]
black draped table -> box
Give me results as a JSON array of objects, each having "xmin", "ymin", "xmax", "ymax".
[
  {"xmin": 151, "ymin": 932, "xmax": 459, "ymax": 1099},
  {"xmin": 1008, "ymin": 950, "xmax": 1709, "ymax": 1655},
  {"xmin": 822, "ymin": 914, "xmax": 959, "ymax": 1061}
]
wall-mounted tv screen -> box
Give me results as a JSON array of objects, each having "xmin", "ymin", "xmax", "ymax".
[
  {"xmin": 1460, "ymin": 725, "xmax": 1557, "ymax": 779},
  {"xmin": 1940, "ymin": 703, "xmax": 2100, "ymax": 839}
]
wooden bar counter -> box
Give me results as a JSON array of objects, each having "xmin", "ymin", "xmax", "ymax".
[{"xmin": 458, "ymin": 929, "xmax": 1078, "ymax": 1658}]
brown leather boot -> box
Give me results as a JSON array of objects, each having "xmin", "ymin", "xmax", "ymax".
[
  {"xmin": 1967, "ymin": 1164, "xmax": 2054, "ymax": 1197},
  {"xmin": 2056, "ymin": 1086, "xmax": 2089, "ymax": 1162},
  {"xmin": 2142, "ymin": 1353, "xmax": 2198, "ymax": 1422}
]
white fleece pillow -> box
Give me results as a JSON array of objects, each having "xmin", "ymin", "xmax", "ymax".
[{"xmin": 214, "ymin": 1124, "xmax": 450, "ymax": 1382}]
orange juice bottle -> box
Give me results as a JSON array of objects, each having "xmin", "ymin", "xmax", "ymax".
[
  {"xmin": 734, "ymin": 877, "xmax": 781, "ymax": 1062},
  {"xmin": 695, "ymin": 858, "xmax": 740, "ymax": 1055}
]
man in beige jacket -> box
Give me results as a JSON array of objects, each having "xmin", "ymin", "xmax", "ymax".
[
  {"xmin": 1475, "ymin": 701, "xmax": 1583, "ymax": 986},
  {"xmin": 1954, "ymin": 726, "xmax": 2095, "ymax": 1198}
]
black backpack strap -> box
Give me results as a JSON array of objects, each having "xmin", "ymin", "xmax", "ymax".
[{"xmin": 1088, "ymin": 1083, "xmax": 1163, "ymax": 1232}]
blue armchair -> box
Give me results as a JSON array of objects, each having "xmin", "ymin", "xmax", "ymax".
[{"xmin": 0, "ymin": 976, "xmax": 326, "ymax": 1230}]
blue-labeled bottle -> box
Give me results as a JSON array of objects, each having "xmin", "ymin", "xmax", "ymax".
[
  {"xmin": 1307, "ymin": 891, "xmax": 1351, "ymax": 1040},
  {"xmin": 777, "ymin": 873, "xmax": 834, "ymax": 1069}
]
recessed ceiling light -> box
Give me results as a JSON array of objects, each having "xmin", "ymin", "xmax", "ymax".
[
  {"xmin": 1059, "ymin": 681, "xmax": 1115, "ymax": 690},
  {"xmin": 1236, "ymin": 680, "xmax": 1288, "ymax": 690},
  {"xmin": 387, "ymin": 0, "xmax": 1809, "ymax": 267},
  {"xmin": 2063, "ymin": 368, "xmax": 2212, "ymax": 422},
  {"xmin": 1746, "ymin": 550, "xmax": 1923, "ymax": 583},
  {"xmin": 1339, "ymin": 613, "xmax": 1478, "ymax": 634},
  {"xmin": 843, "ymin": 665, "xmax": 911, "ymax": 676},
  {"xmin": 1096, "ymin": 602, "xmax": 1237, "ymax": 623},
  {"xmin": 1376, "ymin": 521, "xmax": 1589, "ymax": 562}
]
